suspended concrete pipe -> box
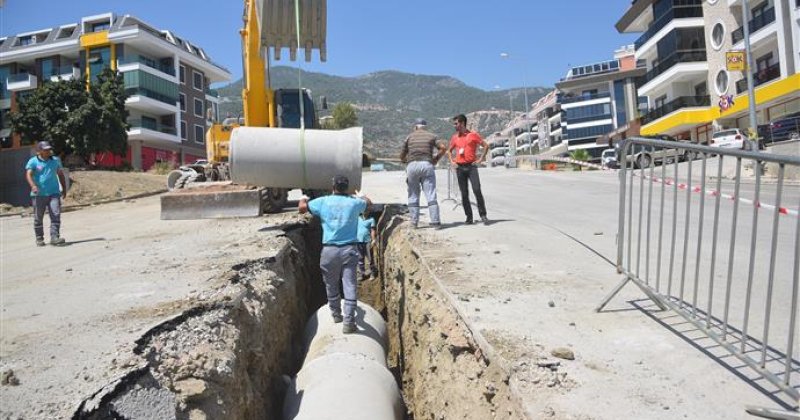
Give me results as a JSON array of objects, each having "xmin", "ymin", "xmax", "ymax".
[
  {"xmin": 229, "ymin": 126, "xmax": 363, "ymax": 191},
  {"xmin": 283, "ymin": 302, "xmax": 404, "ymax": 420}
]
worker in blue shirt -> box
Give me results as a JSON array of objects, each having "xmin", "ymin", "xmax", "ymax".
[
  {"xmin": 24, "ymin": 141, "xmax": 67, "ymax": 246},
  {"xmin": 299, "ymin": 175, "xmax": 372, "ymax": 334},
  {"xmin": 356, "ymin": 213, "xmax": 378, "ymax": 280}
]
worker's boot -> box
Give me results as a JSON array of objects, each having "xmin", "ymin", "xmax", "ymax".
[
  {"xmin": 342, "ymin": 323, "xmax": 357, "ymax": 334},
  {"xmin": 50, "ymin": 236, "xmax": 66, "ymax": 246},
  {"xmin": 35, "ymin": 237, "xmax": 46, "ymax": 247}
]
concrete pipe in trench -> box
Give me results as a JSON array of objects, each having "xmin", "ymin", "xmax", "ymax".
[
  {"xmin": 283, "ymin": 302, "xmax": 403, "ymax": 420},
  {"xmin": 229, "ymin": 126, "xmax": 363, "ymax": 191}
]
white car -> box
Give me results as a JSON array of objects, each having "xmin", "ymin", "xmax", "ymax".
[
  {"xmin": 601, "ymin": 148, "xmax": 617, "ymax": 168},
  {"xmin": 710, "ymin": 129, "xmax": 746, "ymax": 149}
]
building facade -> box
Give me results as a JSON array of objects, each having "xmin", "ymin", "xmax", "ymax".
[
  {"xmin": 0, "ymin": 12, "xmax": 231, "ymax": 171},
  {"xmin": 617, "ymin": 0, "xmax": 799, "ymax": 143},
  {"xmin": 555, "ymin": 46, "xmax": 646, "ymax": 159}
]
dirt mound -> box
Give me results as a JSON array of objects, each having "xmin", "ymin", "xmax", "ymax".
[{"xmin": 0, "ymin": 171, "xmax": 166, "ymax": 214}]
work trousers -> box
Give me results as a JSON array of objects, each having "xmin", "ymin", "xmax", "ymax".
[
  {"xmin": 455, "ymin": 164, "xmax": 487, "ymax": 221},
  {"xmin": 357, "ymin": 242, "xmax": 377, "ymax": 277},
  {"xmin": 406, "ymin": 160, "xmax": 440, "ymax": 226},
  {"xmin": 320, "ymin": 244, "xmax": 359, "ymax": 324},
  {"xmin": 32, "ymin": 195, "xmax": 61, "ymax": 240}
]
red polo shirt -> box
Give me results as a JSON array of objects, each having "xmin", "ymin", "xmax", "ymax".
[{"xmin": 449, "ymin": 131, "xmax": 483, "ymax": 164}]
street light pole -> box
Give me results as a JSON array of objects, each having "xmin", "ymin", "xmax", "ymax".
[{"xmin": 741, "ymin": 0, "xmax": 759, "ymax": 151}]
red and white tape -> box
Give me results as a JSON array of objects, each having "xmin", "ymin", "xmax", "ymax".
[{"xmin": 514, "ymin": 155, "xmax": 799, "ymax": 217}]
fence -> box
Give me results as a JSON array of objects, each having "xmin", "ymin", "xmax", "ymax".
[{"xmin": 596, "ymin": 137, "xmax": 799, "ymax": 413}]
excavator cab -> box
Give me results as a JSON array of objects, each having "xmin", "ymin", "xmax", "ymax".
[{"xmin": 275, "ymin": 89, "xmax": 318, "ymax": 129}]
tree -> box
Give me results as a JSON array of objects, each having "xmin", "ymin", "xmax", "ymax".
[
  {"xmin": 331, "ymin": 102, "xmax": 358, "ymax": 129},
  {"xmin": 10, "ymin": 67, "xmax": 129, "ymax": 164},
  {"xmin": 569, "ymin": 149, "xmax": 590, "ymax": 171}
]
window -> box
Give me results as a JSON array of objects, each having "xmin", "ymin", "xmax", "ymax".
[
  {"xmin": 711, "ymin": 22, "xmax": 725, "ymax": 50},
  {"xmin": 18, "ymin": 36, "xmax": 33, "ymax": 46},
  {"xmin": 655, "ymin": 95, "xmax": 667, "ymax": 109},
  {"xmin": 179, "ymin": 65, "xmax": 186, "ymax": 84},
  {"xmin": 694, "ymin": 81, "xmax": 708, "ymax": 96},
  {"xmin": 57, "ymin": 27, "xmax": 75, "ymax": 39},
  {"xmin": 715, "ymin": 70, "xmax": 729, "ymax": 95},
  {"xmin": 756, "ymin": 52, "xmax": 774, "ymax": 71},
  {"xmin": 194, "ymin": 124, "xmax": 205, "ymax": 144},
  {"xmin": 180, "ymin": 120, "xmax": 187, "ymax": 140},
  {"xmin": 91, "ymin": 22, "xmax": 110, "ymax": 32},
  {"xmin": 179, "ymin": 93, "xmax": 186, "ymax": 112},
  {"xmin": 194, "ymin": 98, "xmax": 204, "ymax": 117},
  {"xmin": 41, "ymin": 58, "xmax": 57, "ymax": 78},
  {"xmin": 192, "ymin": 70, "xmax": 203, "ymax": 91}
]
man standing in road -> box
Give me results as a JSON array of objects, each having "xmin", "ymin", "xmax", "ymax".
[
  {"xmin": 400, "ymin": 118, "xmax": 446, "ymax": 228},
  {"xmin": 448, "ymin": 114, "xmax": 489, "ymax": 224},
  {"xmin": 299, "ymin": 175, "xmax": 371, "ymax": 334},
  {"xmin": 25, "ymin": 141, "xmax": 67, "ymax": 246}
]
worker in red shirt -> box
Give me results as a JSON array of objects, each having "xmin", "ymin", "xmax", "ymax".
[{"xmin": 447, "ymin": 114, "xmax": 489, "ymax": 224}]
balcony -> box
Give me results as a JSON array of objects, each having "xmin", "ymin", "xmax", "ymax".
[
  {"xmin": 637, "ymin": 50, "xmax": 706, "ymax": 87},
  {"xmin": 559, "ymin": 92, "xmax": 610, "ymax": 105},
  {"xmin": 127, "ymin": 118, "xmax": 177, "ymax": 135},
  {"xmin": 6, "ymin": 73, "xmax": 38, "ymax": 91},
  {"xmin": 117, "ymin": 56, "xmax": 176, "ymax": 77},
  {"xmin": 125, "ymin": 87, "xmax": 177, "ymax": 106},
  {"xmin": 634, "ymin": 5, "xmax": 704, "ymax": 50},
  {"xmin": 550, "ymin": 122, "xmax": 562, "ymax": 132},
  {"xmin": 640, "ymin": 95, "xmax": 710, "ymax": 125},
  {"xmin": 49, "ymin": 66, "xmax": 81, "ymax": 82},
  {"xmin": 735, "ymin": 62, "xmax": 781, "ymax": 94},
  {"xmin": 732, "ymin": 7, "xmax": 775, "ymax": 45}
]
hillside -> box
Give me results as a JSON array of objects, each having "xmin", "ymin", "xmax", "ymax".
[{"xmin": 216, "ymin": 67, "xmax": 549, "ymax": 157}]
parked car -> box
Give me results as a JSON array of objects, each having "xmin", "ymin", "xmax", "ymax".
[
  {"xmin": 619, "ymin": 135, "xmax": 683, "ymax": 169},
  {"xmin": 759, "ymin": 112, "xmax": 800, "ymax": 144},
  {"xmin": 601, "ymin": 148, "xmax": 618, "ymax": 168},
  {"xmin": 710, "ymin": 129, "xmax": 746, "ymax": 149}
]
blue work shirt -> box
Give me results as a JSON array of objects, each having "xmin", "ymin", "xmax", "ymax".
[
  {"xmin": 308, "ymin": 194, "xmax": 367, "ymax": 245},
  {"xmin": 25, "ymin": 155, "xmax": 62, "ymax": 197},
  {"xmin": 357, "ymin": 217, "xmax": 375, "ymax": 244}
]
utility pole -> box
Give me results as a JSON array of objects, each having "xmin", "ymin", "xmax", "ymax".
[{"xmin": 741, "ymin": 0, "xmax": 759, "ymax": 151}]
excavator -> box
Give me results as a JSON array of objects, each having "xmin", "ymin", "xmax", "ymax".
[{"xmin": 161, "ymin": 0, "xmax": 363, "ymax": 219}]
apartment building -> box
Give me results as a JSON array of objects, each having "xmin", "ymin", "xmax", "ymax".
[
  {"xmin": 617, "ymin": 0, "xmax": 799, "ymax": 143},
  {"xmin": 0, "ymin": 12, "xmax": 231, "ymax": 172},
  {"xmin": 555, "ymin": 46, "xmax": 646, "ymax": 159}
]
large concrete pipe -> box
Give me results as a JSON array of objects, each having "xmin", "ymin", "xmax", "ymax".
[
  {"xmin": 229, "ymin": 126, "xmax": 363, "ymax": 191},
  {"xmin": 283, "ymin": 302, "xmax": 403, "ymax": 420}
]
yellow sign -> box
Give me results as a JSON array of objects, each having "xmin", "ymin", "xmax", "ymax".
[{"xmin": 726, "ymin": 51, "xmax": 746, "ymax": 71}]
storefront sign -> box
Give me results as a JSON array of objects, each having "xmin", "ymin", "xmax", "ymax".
[{"xmin": 726, "ymin": 51, "xmax": 746, "ymax": 71}]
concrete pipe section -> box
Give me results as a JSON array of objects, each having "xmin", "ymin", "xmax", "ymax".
[
  {"xmin": 229, "ymin": 126, "xmax": 363, "ymax": 191},
  {"xmin": 283, "ymin": 301, "xmax": 403, "ymax": 420}
]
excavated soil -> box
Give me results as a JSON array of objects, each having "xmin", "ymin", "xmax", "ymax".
[{"xmin": 71, "ymin": 205, "xmax": 525, "ymax": 419}]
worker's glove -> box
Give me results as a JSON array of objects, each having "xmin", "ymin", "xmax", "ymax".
[
  {"xmin": 300, "ymin": 194, "xmax": 310, "ymax": 201},
  {"xmin": 355, "ymin": 190, "xmax": 366, "ymax": 199}
]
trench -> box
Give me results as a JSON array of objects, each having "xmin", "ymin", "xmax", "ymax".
[{"xmin": 74, "ymin": 205, "xmax": 524, "ymax": 420}]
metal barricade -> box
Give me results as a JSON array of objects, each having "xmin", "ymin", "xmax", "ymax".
[{"xmin": 597, "ymin": 137, "xmax": 800, "ymax": 410}]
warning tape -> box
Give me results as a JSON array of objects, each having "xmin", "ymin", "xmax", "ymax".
[{"xmin": 512, "ymin": 155, "xmax": 799, "ymax": 217}]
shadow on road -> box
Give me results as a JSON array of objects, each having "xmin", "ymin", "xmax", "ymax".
[{"xmin": 62, "ymin": 237, "xmax": 106, "ymax": 246}]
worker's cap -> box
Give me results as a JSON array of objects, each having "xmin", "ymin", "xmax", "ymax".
[
  {"xmin": 414, "ymin": 118, "xmax": 427, "ymax": 127},
  {"xmin": 37, "ymin": 141, "xmax": 53, "ymax": 151},
  {"xmin": 332, "ymin": 174, "xmax": 349, "ymax": 191}
]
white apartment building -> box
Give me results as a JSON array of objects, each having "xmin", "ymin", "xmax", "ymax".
[{"xmin": 0, "ymin": 12, "xmax": 232, "ymax": 171}]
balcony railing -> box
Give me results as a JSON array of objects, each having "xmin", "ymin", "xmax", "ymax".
[
  {"xmin": 735, "ymin": 62, "xmax": 781, "ymax": 94},
  {"xmin": 559, "ymin": 92, "xmax": 610, "ymax": 104},
  {"xmin": 8, "ymin": 73, "xmax": 34, "ymax": 83},
  {"xmin": 128, "ymin": 118, "xmax": 177, "ymax": 135},
  {"xmin": 550, "ymin": 122, "xmax": 561, "ymax": 132},
  {"xmin": 732, "ymin": 7, "xmax": 775, "ymax": 45},
  {"xmin": 634, "ymin": 4, "xmax": 704, "ymax": 50},
  {"xmin": 637, "ymin": 50, "xmax": 706, "ymax": 87},
  {"xmin": 117, "ymin": 56, "xmax": 176, "ymax": 76},
  {"xmin": 125, "ymin": 87, "xmax": 178, "ymax": 106},
  {"xmin": 640, "ymin": 95, "xmax": 710, "ymax": 125}
]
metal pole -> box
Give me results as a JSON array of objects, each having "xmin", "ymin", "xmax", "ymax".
[{"xmin": 741, "ymin": 0, "xmax": 759, "ymax": 151}]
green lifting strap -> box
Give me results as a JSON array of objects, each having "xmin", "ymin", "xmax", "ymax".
[{"xmin": 294, "ymin": 0, "xmax": 309, "ymax": 188}]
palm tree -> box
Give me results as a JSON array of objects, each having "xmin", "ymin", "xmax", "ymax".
[{"xmin": 569, "ymin": 149, "xmax": 590, "ymax": 171}]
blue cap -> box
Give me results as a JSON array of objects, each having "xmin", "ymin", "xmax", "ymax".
[
  {"xmin": 414, "ymin": 118, "xmax": 427, "ymax": 126},
  {"xmin": 37, "ymin": 141, "xmax": 53, "ymax": 151}
]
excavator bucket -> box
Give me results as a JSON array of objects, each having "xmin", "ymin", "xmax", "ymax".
[
  {"xmin": 160, "ymin": 184, "xmax": 263, "ymax": 220},
  {"xmin": 255, "ymin": 0, "xmax": 327, "ymax": 62}
]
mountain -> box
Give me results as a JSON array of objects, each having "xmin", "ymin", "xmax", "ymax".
[{"xmin": 216, "ymin": 66, "xmax": 549, "ymax": 157}]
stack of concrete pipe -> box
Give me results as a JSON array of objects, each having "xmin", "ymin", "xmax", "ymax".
[{"xmin": 283, "ymin": 302, "xmax": 403, "ymax": 420}]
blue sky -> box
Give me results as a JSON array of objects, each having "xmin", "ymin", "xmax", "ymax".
[{"xmin": 1, "ymin": 0, "xmax": 639, "ymax": 90}]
